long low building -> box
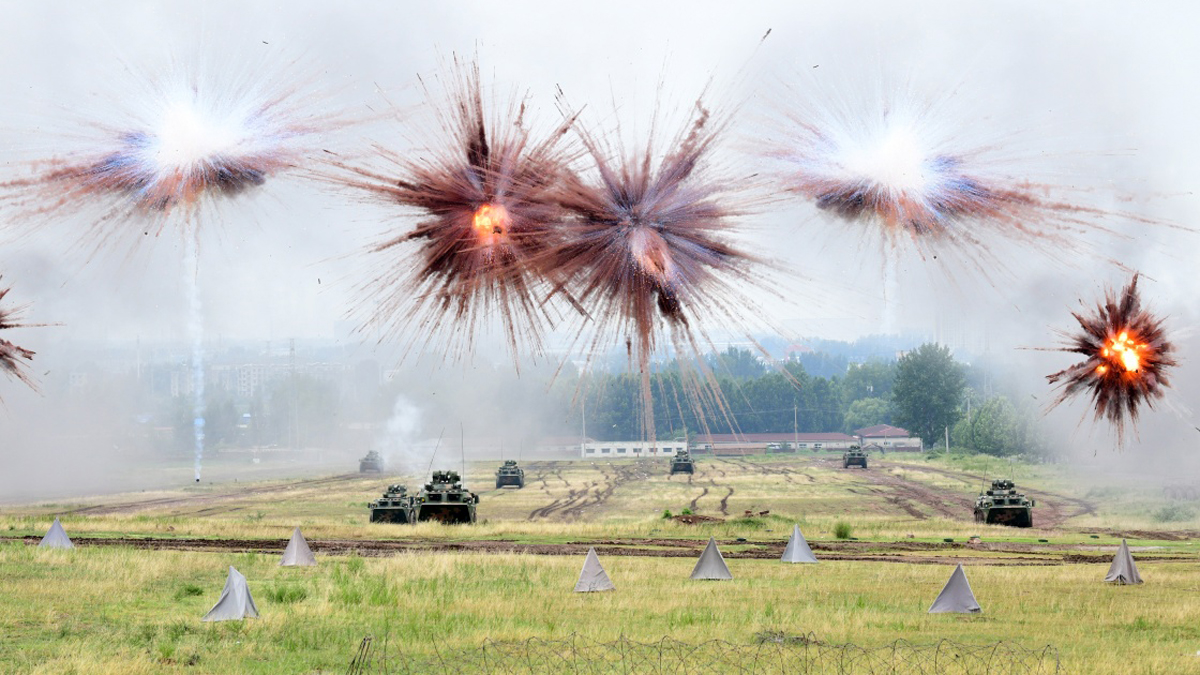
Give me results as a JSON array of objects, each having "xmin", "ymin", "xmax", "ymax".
[
  {"xmin": 692, "ymin": 432, "xmax": 858, "ymax": 454},
  {"xmin": 581, "ymin": 440, "xmax": 686, "ymax": 459},
  {"xmin": 854, "ymin": 424, "xmax": 923, "ymax": 451}
]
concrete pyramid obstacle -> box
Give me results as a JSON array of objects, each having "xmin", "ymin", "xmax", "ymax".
[
  {"xmin": 781, "ymin": 524, "xmax": 818, "ymax": 563},
  {"xmin": 202, "ymin": 566, "xmax": 259, "ymax": 622},
  {"xmin": 38, "ymin": 517, "xmax": 73, "ymax": 549},
  {"xmin": 280, "ymin": 527, "xmax": 317, "ymax": 567},
  {"xmin": 928, "ymin": 564, "xmax": 981, "ymax": 613},
  {"xmin": 1104, "ymin": 539, "xmax": 1143, "ymax": 585},
  {"xmin": 574, "ymin": 547, "xmax": 615, "ymax": 592},
  {"xmin": 690, "ymin": 537, "xmax": 733, "ymax": 580}
]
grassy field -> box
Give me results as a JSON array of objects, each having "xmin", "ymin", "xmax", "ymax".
[
  {"xmin": 4, "ymin": 545, "xmax": 1200, "ymax": 673},
  {"xmin": 2, "ymin": 452, "xmax": 1199, "ymax": 673}
]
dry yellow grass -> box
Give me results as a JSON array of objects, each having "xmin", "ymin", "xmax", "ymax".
[{"xmin": 3, "ymin": 544, "xmax": 1200, "ymax": 674}]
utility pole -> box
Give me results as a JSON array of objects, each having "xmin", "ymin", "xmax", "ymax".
[
  {"xmin": 289, "ymin": 338, "xmax": 298, "ymax": 452},
  {"xmin": 966, "ymin": 394, "xmax": 973, "ymax": 450},
  {"xmin": 580, "ymin": 373, "xmax": 587, "ymax": 458},
  {"xmin": 793, "ymin": 404, "xmax": 798, "ymax": 450}
]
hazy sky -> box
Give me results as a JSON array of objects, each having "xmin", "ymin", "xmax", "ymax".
[{"xmin": 2, "ymin": 1, "xmax": 1199, "ymax": 462}]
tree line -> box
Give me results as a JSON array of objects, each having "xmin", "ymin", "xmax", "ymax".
[{"xmin": 576, "ymin": 343, "xmax": 1047, "ymax": 458}]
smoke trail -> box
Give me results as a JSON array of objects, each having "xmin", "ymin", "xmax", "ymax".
[
  {"xmin": 882, "ymin": 254, "xmax": 898, "ymax": 334},
  {"xmin": 379, "ymin": 394, "xmax": 424, "ymax": 477},
  {"xmin": 184, "ymin": 227, "xmax": 206, "ymax": 482}
]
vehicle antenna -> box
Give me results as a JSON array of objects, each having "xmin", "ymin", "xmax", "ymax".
[
  {"xmin": 426, "ymin": 427, "xmax": 445, "ymax": 480},
  {"xmin": 461, "ymin": 422, "xmax": 466, "ymax": 485}
]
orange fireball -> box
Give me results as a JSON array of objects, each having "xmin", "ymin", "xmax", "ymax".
[
  {"xmin": 1106, "ymin": 331, "xmax": 1142, "ymax": 374},
  {"xmin": 472, "ymin": 203, "xmax": 509, "ymax": 241}
]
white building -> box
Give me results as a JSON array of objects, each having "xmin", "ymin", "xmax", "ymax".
[{"xmin": 581, "ymin": 440, "xmax": 686, "ymax": 459}]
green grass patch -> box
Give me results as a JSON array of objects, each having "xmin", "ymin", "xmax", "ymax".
[{"xmin": 833, "ymin": 521, "xmax": 853, "ymax": 539}]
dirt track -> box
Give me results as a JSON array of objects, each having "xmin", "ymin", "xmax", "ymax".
[
  {"xmin": 51, "ymin": 474, "xmax": 366, "ymax": 518},
  {"xmin": 846, "ymin": 462, "xmax": 972, "ymax": 520},
  {"xmin": 526, "ymin": 462, "xmax": 652, "ymax": 520},
  {"xmin": 8, "ymin": 534, "xmax": 1193, "ymax": 567}
]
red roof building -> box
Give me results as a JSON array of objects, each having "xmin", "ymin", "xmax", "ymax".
[{"xmin": 854, "ymin": 424, "xmax": 922, "ymax": 450}]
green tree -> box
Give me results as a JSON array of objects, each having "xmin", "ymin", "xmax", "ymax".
[
  {"xmin": 843, "ymin": 397, "xmax": 893, "ymax": 433},
  {"xmin": 891, "ymin": 343, "xmax": 966, "ymax": 447},
  {"xmin": 953, "ymin": 395, "xmax": 1018, "ymax": 456},
  {"xmin": 839, "ymin": 360, "xmax": 896, "ymax": 409},
  {"xmin": 707, "ymin": 347, "xmax": 766, "ymax": 381},
  {"xmin": 953, "ymin": 394, "xmax": 1045, "ymax": 457}
]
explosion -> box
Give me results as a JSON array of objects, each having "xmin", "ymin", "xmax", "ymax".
[
  {"xmin": 1, "ymin": 61, "xmax": 329, "ymax": 251},
  {"xmin": 336, "ymin": 58, "xmax": 575, "ymax": 365},
  {"xmin": 766, "ymin": 83, "xmax": 1149, "ymax": 272},
  {"xmin": 0, "ymin": 281, "xmax": 36, "ymax": 392},
  {"xmin": 553, "ymin": 96, "xmax": 769, "ymax": 440},
  {"xmin": 1046, "ymin": 274, "xmax": 1175, "ymax": 440}
]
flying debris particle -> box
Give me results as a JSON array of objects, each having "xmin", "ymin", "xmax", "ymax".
[{"xmin": 1046, "ymin": 274, "xmax": 1175, "ymax": 442}]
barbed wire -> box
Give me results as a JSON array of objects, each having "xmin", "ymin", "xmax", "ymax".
[{"xmin": 349, "ymin": 632, "xmax": 1061, "ymax": 674}]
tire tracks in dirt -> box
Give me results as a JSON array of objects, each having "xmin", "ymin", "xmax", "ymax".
[
  {"xmin": 850, "ymin": 464, "xmax": 970, "ymax": 520},
  {"xmin": 57, "ymin": 474, "xmax": 364, "ymax": 517},
  {"xmin": 881, "ymin": 461, "xmax": 1098, "ymax": 528},
  {"xmin": 718, "ymin": 486, "xmax": 733, "ymax": 516},
  {"xmin": 528, "ymin": 462, "xmax": 652, "ymax": 520},
  {"xmin": 719, "ymin": 456, "xmax": 812, "ymax": 485}
]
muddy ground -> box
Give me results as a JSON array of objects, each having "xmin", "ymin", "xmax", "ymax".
[{"xmin": 5, "ymin": 533, "xmax": 1194, "ymax": 567}]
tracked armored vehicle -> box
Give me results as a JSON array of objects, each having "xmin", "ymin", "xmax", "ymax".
[
  {"xmin": 842, "ymin": 445, "xmax": 868, "ymax": 469},
  {"xmin": 974, "ymin": 479, "xmax": 1035, "ymax": 528},
  {"xmin": 368, "ymin": 484, "xmax": 413, "ymax": 523},
  {"xmin": 414, "ymin": 470, "xmax": 479, "ymax": 524},
  {"xmin": 670, "ymin": 449, "xmax": 695, "ymax": 475},
  {"xmin": 495, "ymin": 460, "xmax": 525, "ymax": 488},
  {"xmin": 359, "ymin": 450, "xmax": 384, "ymax": 473}
]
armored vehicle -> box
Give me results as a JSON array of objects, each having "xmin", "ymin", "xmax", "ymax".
[
  {"xmin": 974, "ymin": 479, "xmax": 1035, "ymax": 528},
  {"xmin": 842, "ymin": 445, "xmax": 868, "ymax": 469},
  {"xmin": 359, "ymin": 450, "xmax": 384, "ymax": 473},
  {"xmin": 670, "ymin": 449, "xmax": 695, "ymax": 475},
  {"xmin": 495, "ymin": 460, "xmax": 525, "ymax": 488},
  {"xmin": 413, "ymin": 470, "xmax": 479, "ymax": 524},
  {"xmin": 368, "ymin": 484, "xmax": 413, "ymax": 523}
]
